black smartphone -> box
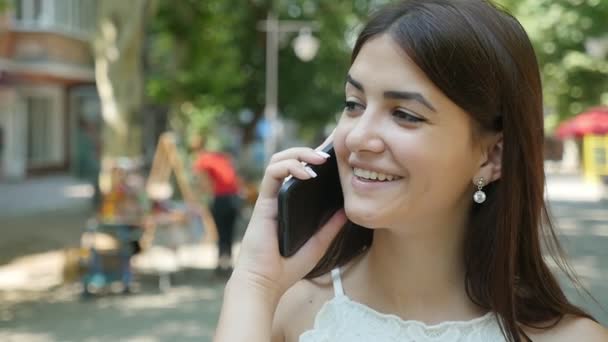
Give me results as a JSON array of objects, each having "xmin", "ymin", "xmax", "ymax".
[{"xmin": 277, "ymin": 144, "xmax": 344, "ymax": 257}]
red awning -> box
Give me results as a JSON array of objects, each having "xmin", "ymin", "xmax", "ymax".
[{"xmin": 555, "ymin": 106, "xmax": 608, "ymax": 139}]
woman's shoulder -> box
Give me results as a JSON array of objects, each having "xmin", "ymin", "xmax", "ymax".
[
  {"xmin": 272, "ymin": 272, "xmax": 336, "ymax": 342},
  {"xmin": 523, "ymin": 315, "xmax": 608, "ymax": 342},
  {"xmin": 278, "ymin": 271, "xmax": 336, "ymax": 315}
]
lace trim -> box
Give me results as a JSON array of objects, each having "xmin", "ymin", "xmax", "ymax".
[
  {"xmin": 300, "ymin": 296, "xmax": 505, "ymax": 342},
  {"xmin": 339, "ymin": 296, "xmax": 495, "ymax": 329}
]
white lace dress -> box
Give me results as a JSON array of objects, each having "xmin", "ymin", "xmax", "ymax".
[{"xmin": 299, "ymin": 268, "xmax": 506, "ymax": 342}]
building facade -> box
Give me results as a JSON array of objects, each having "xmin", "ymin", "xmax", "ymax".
[{"xmin": 0, "ymin": 0, "xmax": 99, "ymax": 180}]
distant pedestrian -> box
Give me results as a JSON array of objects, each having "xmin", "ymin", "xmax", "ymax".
[{"xmin": 191, "ymin": 135, "xmax": 241, "ymax": 275}]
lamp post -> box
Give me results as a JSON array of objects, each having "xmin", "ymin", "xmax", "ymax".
[
  {"xmin": 585, "ymin": 36, "xmax": 608, "ymax": 59},
  {"xmin": 257, "ymin": 13, "xmax": 320, "ymax": 163}
]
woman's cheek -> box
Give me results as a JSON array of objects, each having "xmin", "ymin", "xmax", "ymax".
[{"xmin": 332, "ymin": 121, "xmax": 350, "ymax": 157}]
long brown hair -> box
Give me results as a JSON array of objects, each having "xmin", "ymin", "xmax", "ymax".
[{"xmin": 307, "ymin": 1, "xmax": 595, "ymax": 341}]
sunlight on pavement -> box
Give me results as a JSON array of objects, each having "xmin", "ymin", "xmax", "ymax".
[
  {"xmin": 130, "ymin": 320, "xmax": 211, "ymax": 340},
  {"xmin": 545, "ymin": 176, "xmax": 606, "ymax": 202},
  {"xmin": 62, "ymin": 184, "xmax": 94, "ymax": 198},
  {"xmin": 96, "ymin": 286, "xmax": 219, "ymax": 311},
  {"xmin": 0, "ymin": 251, "xmax": 65, "ymax": 291},
  {"xmin": 591, "ymin": 225, "xmax": 608, "ymax": 237},
  {"xmin": 0, "ymin": 177, "xmax": 92, "ymax": 216},
  {"xmin": 0, "ymin": 241, "xmax": 243, "ymax": 293},
  {"xmin": 0, "ymin": 332, "xmax": 54, "ymax": 342}
]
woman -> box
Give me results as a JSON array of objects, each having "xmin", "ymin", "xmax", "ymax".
[{"xmin": 215, "ymin": 0, "xmax": 608, "ymax": 341}]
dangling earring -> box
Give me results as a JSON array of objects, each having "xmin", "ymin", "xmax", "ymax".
[{"xmin": 473, "ymin": 177, "xmax": 486, "ymax": 204}]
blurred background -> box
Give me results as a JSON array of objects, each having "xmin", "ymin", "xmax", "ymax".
[{"xmin": 0, "ymin": 0, "xmax": 607, "ymax": 341}]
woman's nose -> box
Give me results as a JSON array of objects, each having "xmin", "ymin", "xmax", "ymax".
[{"xmin": 344, "ymin": 110, "xmax": 385, "ymax": 154}]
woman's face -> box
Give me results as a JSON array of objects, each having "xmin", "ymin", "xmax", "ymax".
[{"xmin": 334, "ymin": 34, "xmax": 483, "ymax": 231}]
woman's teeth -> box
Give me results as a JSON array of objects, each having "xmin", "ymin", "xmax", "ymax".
[{"xmin": 353, "ymin": 168, "xmax": 401, "ymax": 181}]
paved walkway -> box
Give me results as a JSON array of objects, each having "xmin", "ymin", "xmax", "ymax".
[
  {"xmin": 0, "ymin": 175, "xmax": 94, "ymax": 265},
  {"xmin": 0, "ymin": 176, "xmax": 92, "ymax": 218},
  {"xmin": 548, "ymin": 199, "xmax": 608, "ymax": 325},
  {"xmin": 0, "ymin": 268, "xmax": 226, "ymax": 342},
  {"xmin": 546, "ymin": 172, "xmax": 606, "ymax": 202}
]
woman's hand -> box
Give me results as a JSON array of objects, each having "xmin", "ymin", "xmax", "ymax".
[
  {"xmin": 215, "ymin": 136, "xmax": 345, "ymax": 342},
  {"xmin": 230, "ymin": 137, "xmax": 347, "ymax": 300}
]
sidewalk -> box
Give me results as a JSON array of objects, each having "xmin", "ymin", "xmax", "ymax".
[
  {"xmin": 0, "ymin": 175, "xmax": 94, "ymax": 265},
  {"xmin": 545, "ymin": 172, "xmax": 606, "ymax": 202},
  {"xmin": 0, "ymin": 176, "xmax": 93, "ymax": 218}
]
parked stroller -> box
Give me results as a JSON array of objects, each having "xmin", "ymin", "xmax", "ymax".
[
  {"xmin": 80, "ymin": 219, "xmax": 144, "ymax": 297},
  {"xmin": 80, "ymin": 158, "xmax": 147, "ymax": 297}
]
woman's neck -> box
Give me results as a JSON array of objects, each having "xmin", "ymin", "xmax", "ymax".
[{"xmin": 353, "ymin": 218, "xmax": 486, "ymax": 324}]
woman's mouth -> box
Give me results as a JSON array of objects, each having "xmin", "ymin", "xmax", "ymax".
[{"xmin": 352, "ymin": 167, "xmax": 403, "ymax": 182}]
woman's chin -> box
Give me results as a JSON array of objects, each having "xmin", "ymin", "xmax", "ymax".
[{"xmin": 344, "ymin": 205, "xmax": 385, "ymax": 228}]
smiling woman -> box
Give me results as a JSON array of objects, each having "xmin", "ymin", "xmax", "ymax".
[
  {"xmin": 333, "ymin": 33, "xmax": 485, "ymax": 231},
  {"xmin": 213, "ymin": 1, "xmax": 608, "ymax": 342}
]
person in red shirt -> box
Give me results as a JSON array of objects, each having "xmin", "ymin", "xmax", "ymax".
[{"xmin": 191, "ymin": 135, "xmax": 241, "ymax": 275}]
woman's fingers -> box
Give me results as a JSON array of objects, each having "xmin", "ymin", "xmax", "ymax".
[
  {"xmin": 258, "ymin": 149, "xmax": 329, "ymax": 199},
  {"xmin": 269, "ymin": 147, "xmax": 329, "ymax": 165},
  {"xmin": 258, "ymin": 160, "xmax": 312, "ymax": 199}
]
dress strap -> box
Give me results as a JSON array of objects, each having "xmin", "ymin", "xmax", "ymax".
[{"xmin": 330, "ymin": 267, "xmax": 345, "ymax": 297}]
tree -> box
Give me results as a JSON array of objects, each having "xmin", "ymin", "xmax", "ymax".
[
  {"xmin": 94, "ymin": 0, "xmax": 156, "ymax": 158},
  {"xmin": 148, "ymin": 0, "xmax": 608, "ymax": 143},
  {"xmin": 507, "ymin": 0, "xmax": 608, "ymax": 130},
  {"xmin": 146, "ymin": 0, "xmax": 379, "ymax": 145},
  {"xmin": 146, "ymin": 0, "xmax": 256, "ymax": 140}
]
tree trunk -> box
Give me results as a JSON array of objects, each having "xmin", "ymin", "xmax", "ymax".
[{"xmin": 93, "ymin": 0, "xmax": 151, "ymax": 159}]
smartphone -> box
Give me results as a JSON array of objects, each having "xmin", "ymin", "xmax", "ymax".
[{"xmin": 277, "ymin": 144, "xmax": 344, "ymax": 257}]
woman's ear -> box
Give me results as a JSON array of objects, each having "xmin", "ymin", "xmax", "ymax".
[{"xmin": 475, "ymin": 133, "xmax": 503, "ymax": 184}]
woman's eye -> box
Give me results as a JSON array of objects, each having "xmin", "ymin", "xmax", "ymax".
[
  {"xmin": 393, "ymin": 110, "xmax": 425, "ymax": 123},
  {"xmin": 344, "ymin": 100, "xmax": 363, "ymax": 112}
]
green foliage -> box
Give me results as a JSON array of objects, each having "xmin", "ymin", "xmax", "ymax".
[
  {"xmin": 146, "ymin": 0, "xmax": 379, "ymax": 140},
  {"xmin": 507, "ymin": 0, "xmax": 608, "ymax": 129},
  {"xmin": 147, "ymin": 0, "xmax": 608, "ymax": 138},
  {"xmin": 146, "ymin": 0, "xmax": 249, "ymax": 128},
  {"xmin": 0, "ymin": 0, "xmax": 9, "ymax": 12}
]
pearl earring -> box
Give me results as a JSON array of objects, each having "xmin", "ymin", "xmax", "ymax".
[{"xmin": 473, "ymin": 177, "xmax": 486, "ymax": 204}]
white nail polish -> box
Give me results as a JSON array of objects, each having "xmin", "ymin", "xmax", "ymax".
[
  {"xmin": 316, "ymin": 151, "xmax": 330, "ymax": 159},
  {"xmin": 305, "ymin": 166, "xmax": 318, "ymax": 178}
]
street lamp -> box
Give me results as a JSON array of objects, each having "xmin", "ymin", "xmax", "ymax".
[
  {"xmin": 585, "ymin": 36, "xmax": 608, "ymax": 59},
  {"xmin": 258, "ymin": 13, "xmax": 320, "ymax": 163},
  {"xmin": 293, "ymin": 28, "xmax": 320, "ymax": 62}
]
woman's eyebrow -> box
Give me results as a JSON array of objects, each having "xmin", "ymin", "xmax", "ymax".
[
  {"xmin": 384, "ymin": 91, "xmax": 436, "ymax": 112},
  {"xmin": 346, "ymin": 74, "xmax": 364, "ymax": 92},
  {"xmin": 346, "ymin": 74, "xmax": 436, "ymax": 112}
]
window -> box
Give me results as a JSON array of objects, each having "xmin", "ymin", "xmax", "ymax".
[
  {"xmin": 26, "ymin": 96, "xmax": 54, "ymax": 166},
  {"xmin": 11, "ymin": 0, "xmax": 96, "ymax": 39},
  {"xmin": 13, "ymin": 0, "xmax": 42, "ymax": 24}
]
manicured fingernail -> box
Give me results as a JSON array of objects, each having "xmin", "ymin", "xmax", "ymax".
[
  {"xmin": 316, "ymin": 151, "xmax": 330, "ymax": 159},
  {"xmin": 304, "ymin": 166, "xmax": 317, "ymax": 178}
]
